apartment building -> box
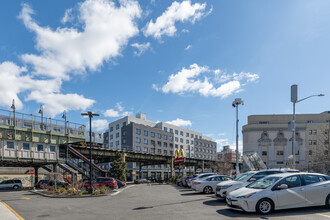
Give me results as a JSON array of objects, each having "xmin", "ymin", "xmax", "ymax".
[
  {"xmin": 104, "ymin": 113, "xmax": 217, "ymax": 180},
  {"xmin": 217, "ymin": 145, "xmax": 241, "ymax": 163},
  {"xmin": 242, "ymin": 111, "xmax": 330, "ymax": 170}
]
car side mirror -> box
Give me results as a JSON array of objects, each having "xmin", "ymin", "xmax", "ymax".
[
  {"xmin": 248, "ymin": 178, "xmax": 256, "ymax": 182},
  {"xmin": 277, "ymin": 184, "xmax": 288, "ymax": 190}
]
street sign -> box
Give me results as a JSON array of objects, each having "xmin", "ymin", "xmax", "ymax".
[
  {"xmin": 29, "ymin": 169, "xmax": 35, "ymax": 175},
  {"xmin": 174, "ymin": 158, "xmax": 185, "ymax": 164}
]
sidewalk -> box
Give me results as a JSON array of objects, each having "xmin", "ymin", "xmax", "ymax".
[{"xmin": 0, "ymin": 201, "xmax": 22, "ymax": 220}]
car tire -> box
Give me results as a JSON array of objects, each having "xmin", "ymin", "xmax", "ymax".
[
  {"xmin": 256, "ymin": 198, "xmax": 274, "ymax": 215},
  {"xmin": 326, "ymin": 194, "xmax": 330, "ymax": 208},
  {"xmin": 13, "ymin": 185, "xmax": 19, "ymax": 190},
  {"xmin": 203, "ymin": 186, "xmax": 213, "ymax": 194}
]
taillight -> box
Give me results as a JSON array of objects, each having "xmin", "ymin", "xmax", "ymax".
[{"xmin": 194, "ymin": 182, "xmax": 201, "ymax": 184}]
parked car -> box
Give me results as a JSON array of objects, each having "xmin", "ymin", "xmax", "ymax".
[
  {"xmin": 116, "ymin": 179, "xmax": 126, "ymax": 188},
  {"xmin": 0, "ymin": 179, "xmax": 22, "ymax": 190},
  {"xmin": 182, "ymin": 176, "xmax": 195, "ymax": 187},
  {"xmin": 84, "ymin": 177, "xmax": 118, "ymax": 189},
  {"xmin": 36, "ymin": 180, "xmax": 69, "ymax": 189},
  {"xmin": 188, "ymin": 173, "xmax": 217, "ymax": 188},
  {"xmin": 191, "ymin": 175, "xmax": 232, "ymax": 194},
  {"xmin": 226, "ymin": 172, "xmax": 330, "ymax": 214},
  {"xmin": 134, "ymin": 179, "xmax": 151, "ymax": 184},
  {"xmin": 215, "ymin": 169, "xmax": 298, "ymax": 199},
  {"xmin": 176, "ymin": 177, "xmax": 185, "ymax": 186}
]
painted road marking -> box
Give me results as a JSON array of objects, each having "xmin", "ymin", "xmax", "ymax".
[
  {"xmin": 20, "ymin": 197, "xmax": 30, "ymax": 200},
  {"xmin": 0, "ymin": 201, "xmax": 24, "ymax": 220},
  {"xmin": 111, "ymin": 185, "xmax": 135, "ymax": 196},
  {"xmin": 316, "ymin": 213, "xmax": 330, "ymax": 218}
]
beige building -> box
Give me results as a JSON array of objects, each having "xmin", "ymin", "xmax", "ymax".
[{"xmin": 242, "ymin": 111, "xmax": 330, "ymax": 170}]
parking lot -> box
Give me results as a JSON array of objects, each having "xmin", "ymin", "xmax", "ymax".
[{"xmin": 0, "ymin": 184, "xmax": 330, "ymax": 220}]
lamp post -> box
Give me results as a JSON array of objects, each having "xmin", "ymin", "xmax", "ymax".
[
  {"xmin": 62, "ymin": 111, "xmax": 67, "ymax": 136},
  {"xmin": 290, "ymin": 85, "xmax": 324, "ymax": 169},
  {"xmin": 81, "ymin": 111, "xmax": 99, "ymax": 194},
  {"xmin": 232, "ymin": 98, "xmax": 244, "ymax": 176},
  {"xmin": 38, "ymin": 105, "xmax": 43, "ymax": 130},
  {"xmin": 10, "ymin": 99, "xmax": 15, "ymax": 127}
]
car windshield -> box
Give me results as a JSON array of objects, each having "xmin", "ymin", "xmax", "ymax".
[
  {"xmin": 234, "ymin": 172, "xmax": 255, "ymax": 181},
  {"xmin": 247, "ymin": 176, "xmax": 281, "ymax": 189}
]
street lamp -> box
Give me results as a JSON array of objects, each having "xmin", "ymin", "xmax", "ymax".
[
  {"xmin": 81, "ymin": 111, "xmax": 99, "ymax": 194},
  {"xmin": 38, "ymin": 105, "xmax": 43, "ymax": 130},
  {"xmin": 62, "ymin": 110, "xmax": 67, "ymax": 136},
  {"xmin": 232, "ymin": 98, "xmax": 244, "ymax": 176},
  {"xmin": 10, "ymin": 99, "xmax": 15, "ymax": 126},
  {"xmin": 291, "ymin": 85, "xmax": 324, "ymax": 169}
]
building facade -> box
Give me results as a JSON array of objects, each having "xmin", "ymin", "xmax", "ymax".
[
  {"xmin": 242, "ymin": 111, "xmax": 330, "ymax": 170},
  {"xmin": 217, "ymin": 145, "xmax": 241, "ymax": 163},
  {"xmin": 104, "ymin": 113, "xmax": 217, "ymax": 180}
]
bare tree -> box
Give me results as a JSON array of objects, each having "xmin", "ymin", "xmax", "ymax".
[{"xmin": 209, "ymin": 161, "xmax": 233, "ymax": 176}]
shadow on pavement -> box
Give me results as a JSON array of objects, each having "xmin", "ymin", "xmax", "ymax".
[
  {"xmin": 216, "ymin": 206, "xmax": 330, "ymax": 218},
  {"xmin": 133, "ymin": 198, "xmax": 209, "ymax": 211},
  {"xmin": 203, "ymin": 199, "xmax": 226, "ymax": 207}
]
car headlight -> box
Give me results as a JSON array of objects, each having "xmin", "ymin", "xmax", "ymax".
[
  {"xmin": 237, "ymin": 192, "xmax": 256, "ymax": 199},
  {"xmin": 220, "ymin": 185, "xmax": 232, "ymax": 189}
]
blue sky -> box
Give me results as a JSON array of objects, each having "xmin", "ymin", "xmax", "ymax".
[{"xmin": 0, "ymin": 0, "xmax": 330, "ymax": 152}]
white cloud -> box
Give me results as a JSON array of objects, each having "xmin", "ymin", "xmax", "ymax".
[
  {"xmin": 153, "ymin": 63, "xmax": 259, "ymax": 99},
  {"xmin": 91, "ymin": 119, "xmax": 109, "ymax": 131},
  {"xmin": 104, "ymin": 102, "xmax": 133, "ymax": 118},
  {"xmin": 182, "ymin": 29, "xmax": 189, "ymax": 33},
  {"xmin": 19, "ymin": 0, "xmax": 142, "ymax": 80},
  {"xmin": 143, "ymin": 1, "xmax": 209, "ymax": 39},
  {"xmin": 131, "ymin": 42, "xmax": 150, "ymax": 56},
  {"xmin": 184, "ymin": 44, "xmax": 192, "ymax": 50},
  {"xmin": 166, "ymin": 118, "xmax": 192, "ymax": 127},
  {"xmin": 61, "ymin": 8, "xmax": 73, "ymax": 24}
]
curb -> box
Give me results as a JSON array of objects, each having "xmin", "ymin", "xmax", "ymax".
[{"xmin": 29, "ymin": 190, "xmax": 110, "ymax": 198}]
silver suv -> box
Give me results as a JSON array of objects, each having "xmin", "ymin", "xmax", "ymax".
[{"xmin": 0, "ymin": 180, "xmax": 22, "ymax": 190}]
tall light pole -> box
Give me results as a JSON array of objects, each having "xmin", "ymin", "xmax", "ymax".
[
  {"xmin": 232, "ymin": 98, "xmax": 244, "ymax": 176},
  {"xmin": 10, "ymin": 99, "xmax": 15, "ymax": 127},
  {"xmin": 290, "ymin": 85, "xmax": 324, "ymax": 169},
  {"xmin": 38, "ymin": 105, "xmax": 43, "ymax": 130},
  {"xmin": 81, "ymin": 111, "xmax": 99, "ymax": 194}
]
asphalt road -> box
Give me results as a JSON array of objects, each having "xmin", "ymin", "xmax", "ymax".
[{"xmin": 1, "ymin": 184, "xmax": 330, "ymax": 220}]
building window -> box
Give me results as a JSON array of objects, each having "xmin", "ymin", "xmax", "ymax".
[
  {"xmin": 116, "ymin": 141, "xmax": 120, "ymax": 146},
  {"xmin": 50, "ymin": 145, "xmax": 56, "ymax": 152},
  {"xmin": 195, "ymin": 147, "xmax": 198, "ymax": 151},
  {"xmin": 199, "ymin": 142, "xmax": 202, "ymax": 146},
  {"xmin": 136, "ymin": 129, "xmax": 141, "ymax": 135},
  {"xmin": 116, "ymin": 132, "xmax": 119, "ymax": 138},
  {"xmin": 37, "ymin": 144, "xmax": 44, "ymax": 151},
  {"xmin": 259, "ymin": 121, "xmax": 269, "ymax": 124},
  {"xmin": 199, "ymin": 148, "xmax": 201, "ymax": 152},
  {"xmin": 122, "ymin": 139, "xmax": 126, "ymax": 144},
  {"xmin": 23, "ymin": 143, "xmax": 30, "ymax": 150},
  {"xmin": 313, "ymin": 140, "xmax": 317, "ymax": 145},
  {"xmin": 175, "ymin": 137, "xmax": 178, "ymax": 142},
  {"xmin": 116, "ymin": 124, "xmax": 120, "ymax": 130},
  {"xmin": 186, "ymin": 139, "xmax": 189, "ymax": 144},
  {"xmin": 110, "ymin": 142, "xmax": 113, "ymax": 147},
  {"xmin": 7, "ymin": 141, "xmax": 14, "ymax": 149},
  {"xmin": 190, "ymin": 140, "xmax": 193, "ymax": 144},
  {"xmin": 170, "ymin": 128, "xmax": 173, "ymax": 133},
  {"xmin": 164, "ymin": 150, "xmax": 167, "ymax": 154},
  {"xmin": 150, "ymin": 148, "xmax": 155, "ymax": 153},
  {"xmin": 180, "ymin": 131, "xmax": 183, "ymax": 136},
  {"xmin": 122, "ymin": 122, "xmax": 126, "ymax": 126},
  {"xmin": 170, "ymin": 143, "xmax": 173, "ymax": 148},
  {"xmin": 276, "ymin": 161, "xmax": 284, "ymax": 164},
  {"xmin": 143, "ymin": 147, "xmax": 148, "ymax": 153},
  {"xmin": 203, "ymin": 143, "xmax": 205, "ymax": 147},
  {"xmin": 203, "ymin": 149, "xmax": 205, "ymax": 152},
  {"xmin": 277, "ymin": 151, "xmax": 284, "ymax": 156},
  {"xmin": 164, "ymin": 135, "xmax": 167, "ymax": 140},
  {"xmin": 180, "ymin": 145, "xmax": 183, "ymax": 149},
  {"xmin": 180, "ymin": 138, "xmax": 183, "ymax": 143},
  {"xmin": 175, "ymin": 130, "xmax": 178, "ymax": 135},
  {"xmin": 295, "ymin": 150, "xmax": 299, "ymax": 155},
  {"xmin": 151, "ymin": 132, "xmax": 155, "ymax": 137},
  {"xmin": 186, "ymin": 132, "xmax": 189, "ymax": 137},
  {"xmin": 157, "ymin": 141, "xmax": 161, "ymax": 146},
  {"xmin": 325, "ymin": 130, "xmax": 329, "ymax": 135},
  {"xmin": 144, "ymin": 130, "xmax": 148, "ymax": 136},
  {"xmin": 151, "ymin": 140, "xmax": 155, "ymax": 146},
  {"xmin": 175, "ymin": 144, "xmax": 178, "ymax": 149},
  {"xmin": 199, "ymin": 136, "xmax": 202, "ymax": 139},
  {"xmin": 143, "ymin": 139, "xmax": 148, "ymax": 144},
  {"xmin": 313, "ymin": 130, "xmax": 317, "ymax": 135},
  {"xmin": 136, "ymin": 137, "xmax": 141, "ymax": 143},
  {"xmin": 191, "ymin": 134, "xmax": 194, "ymax": 138},
  {"xmin": 309, "ymin": 130, "xmax": 313, "ymax": 135},
  {"xmin": 164, "ymin": 127, "xmax": 168, "ymax": 132},
  {"xmin": 309, "ymin": 150, "xmax": 312, "ymax": 155},
  {"xmin": 307, "ymin": 121, "xmax": 313, "ymax": 123},
  {"xmin": 110, "ymin": 127, "xmax": 113, "ymax": 132},
  {"xmin": 169, "ymin": 136, "xmax": 173, "ymax": 141},
  {"xmin": 309, "ymin": 140, "xmax": 312, "ymax": 145},
  {"xmin": 122, "ymin": 131, "xmax": 126, "ymax": 136},
  {"xmin": 170, "ymin": 151, "xmax": 173, "ymax": 155},
  {"xmin": 136, "ymin": 146, "xmax": 141, "ymax": 152},
  {"xmin": 164, "ymin": 142, "xmax": 168, "ymax": 147},
  {"xmin": 110, "ymin": 135, "xmax": 113, "ymax": 140},
  {"xmin": 157, "ymin": 133, "xmax": 162, "ymax": 139},
  {"xmin": 158, "ymin": 149, "xmax": 161, "ymax": 154}
]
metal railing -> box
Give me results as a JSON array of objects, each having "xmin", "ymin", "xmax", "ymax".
[{"xmin": 0, "ymin": 109, "xmax": 86, "ymax": 137}]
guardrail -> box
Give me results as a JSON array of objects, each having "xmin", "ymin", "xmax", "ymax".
[{"xmin": 0, "ymin": 109, "xmax": 86, "ymax": 136}]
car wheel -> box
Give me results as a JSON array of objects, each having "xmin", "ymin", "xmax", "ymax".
[
  {"xmin": 203, "ymin": 186, "xmax": 213, "ymax": 194},
  {"xmin": 256, "ymin": 198, "xmax": 274, "ymax": 215},
  {"xmin": 13, "ymin": 185, "xmax": 19, "ymax": 190},
  {"xmin": 326, "ymin": 194, "xmax": 330, "ymax": 208}
]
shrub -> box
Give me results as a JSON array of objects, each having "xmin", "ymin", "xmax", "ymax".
[
  {"xmin": 100, "ymin": 186, "xmax": 109, "ymax": 194},
  {"xmin": 56, "ymin": 187, "xmax": 66, "ymax": 194},
  {"xmin": 92, "ymin": 189, "xmax": 100, "ymax": 195}
]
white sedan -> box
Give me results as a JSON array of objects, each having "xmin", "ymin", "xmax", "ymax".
[
  {"xmin": 226, "ymin": 172, "xmax": 330, "ymax": 214},
  {"xmin": 191, "ymin": 175, "xmax": 232, "ymax": 194}
]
